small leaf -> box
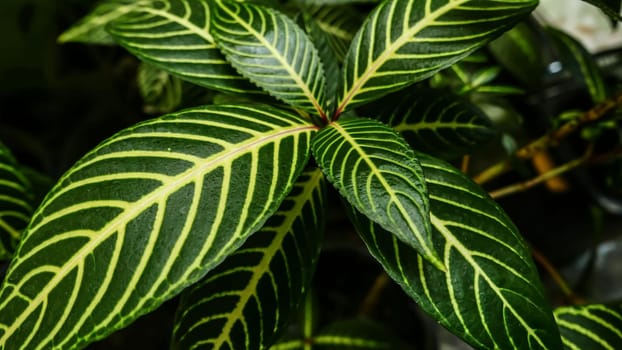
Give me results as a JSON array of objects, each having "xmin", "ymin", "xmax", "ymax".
[
  {"xmin": 555, "ymin": 304, "xmax": 622, "ymax": 349},
  {"xmin": 137, "ymin": 62, "xmax": 183, "ymax": 114},
  {"xmin": 346, "ymin": 152, "xmax": 563, "ymax": 349},
  {"xmin": 305, "ymin": 5, "xmax": 363, "ymax": 63},
  {"xmin": 58, "ymin": 0, "xmax": 144, "ymax": 44},
  {"xmin": 106, "ymin": 0, "xmax": 258, "ymax": 93},
  {"xmin": 313, "ymin": 319, "xmax": 404, "ymax": 349},
  {"xmin": 312, "ymin": 118, "xmax": 441, "ymax": 269},
  {"xmin": 303, "ymin": 15, "xmax": 340, "ymax": 113},
  {"xmin": 212, "ymin": 0, "xmax": 328, "ymax": 118},
  {"xmin": 372, "ymin": 87, "xmax": 495, "ymax": 159},
  {"xmin": 0, "ymin": 104, "xmax": 316, "ymax": 349},
  {"xmin": 0, "ymin": 142, "xmax": 33, "ymax": 260},
  {"xmin": 172, "ymin": 168, "xmax": 326, "ymax": 350},
  {"xmin": 547, "ymin": 27, "xmax": 608, "ymax": 103},
  {"xmin": 337, "ymin": 0, "xmax": 537, "ymax": 113}
]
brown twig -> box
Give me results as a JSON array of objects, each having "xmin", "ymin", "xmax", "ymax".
[
  {"xmin": 489, "ymin": 145, "xmax": 593, "ymax": 199},
  {"xmin": 474, "ymin": 91, "xmax": 622, "ymax": 184},
  {"xmin": 531, "ymin": 247, "xmax": 586, "ymax": 305},
  {"xmin": 359, "ymin": 272, "xmax": 390, "ymax": 317}
]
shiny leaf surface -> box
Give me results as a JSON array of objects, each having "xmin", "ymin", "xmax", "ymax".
[
  {"xmin": 172, "ymin": 168, "xmax": 326, "ymax": 350},
  {"xmin": 0, "ymin": 104, "xmax": 315, "ymax": 349},
  {"xmin": 312, "ymin": 118, "xmax": 441, "ymax": 269},
  {"xmin": 347, "ymin": 153, "xmax": 563, "ymax": 349}
]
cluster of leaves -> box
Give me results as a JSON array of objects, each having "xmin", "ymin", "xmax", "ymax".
[{"xmin": 1, "ymin": 0, "xmax": 622, "ymax": 349}]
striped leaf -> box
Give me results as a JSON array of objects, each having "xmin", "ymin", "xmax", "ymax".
[
  {"xmin": 346, "ymin": 152, "xmax": 563, "ymax": 350},
  {"xmin": 105, "ymin": 0, "xmax": 258, "ymax": 94},
  {"xmin": 336, "ymin": 0, "xmax": 537, "ymax": 114},
  {"xmin": 312, "ymin": 118, "xmax": 442, "ymax": 270},
  {"xmin": 272, "ymin": 319, "xmax": 401, "ymax": 350},
  {"xmin": 0, "ymin": 142, "xmax": 33, "ymax": 261},
  {"xmin": 303, "ymin": 15, "xmax": 340, "ymax": 112},
  {"xmin": 272, "ymin": 293, "xmax": 402, "ymax": 350},
  {"xmin": 305, "ymin": 5, "xmax": 363, "ymax": 63},
  {"xmin": 172, "ymin": 168, "xmax": 326, "ymax": 350},
  {"xmin": 555, "ymin": 304, "xmax": 622, "ymax": 349},
  {"xmin": 373, "ymin": 88, "xmax": 495, "ymax": 159},
  {"xmin": 211, "ymin": 0, "xmax": 328, "ymax": 118},
  {"xmin": 58, "ymin": 0, "xmax": 145, "ymax": 44},
  {"xmin": 0, "ymin": 104, "xmax": 316, "ymax": 349},
  {"xmin": 547, "ymin": 28, "xmax": 608, "ymax": 104},
  {"xmin": 137, "ymin": 62, "xmax": 183, "ymax": 114}
]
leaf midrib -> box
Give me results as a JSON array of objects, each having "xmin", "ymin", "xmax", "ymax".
[
  {"xmin": 430, "ymin": 212, "xmax": 550, "ymax": 349},
  {"xmin": 330, "ymin": 122, "xmax": 438, "ymax": 267},
  {"xmin": 211, "ymin": 169, "xmax": 323, "ymax": 348},
  {"xmin": 216, "ymin": 1, "xmax": 326, "ymax": 118},
  {"xmin": 0, "ymin": 125, "xmax": 315, "ymax": 344},
  {"xmin": 338, "ymin": 0, "xmax": 468, "ymax": 113}
]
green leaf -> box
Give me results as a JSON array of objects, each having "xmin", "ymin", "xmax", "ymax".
[
  {"xmin": 547, "ymin": 27, "xmax": 608, "ymax": 103},
  {"xmin": 312, "ymin": 319, "xmax": 403, "ymax": 349},
  {"xmin": 305, "ymin": 5, "xmax": 363, "ymax": 63},
  {"xmin": 58, "ymin": 0, "xmax": 145, "ymax": 44},
  {"xmin": 211, "ymin": 0, "xmax": 328, "ymax": 118},
  {"xmin": 0, "ymin": 142, "xmax": 33, "ymax": 261},
  {"xmin": 105, "ymin": 0, "xmax": 259, "ymax": 94},
  {"xmin": 488, "ymin": 21, "xmax": 549, "ymax": 90},
  {"xmin": 581, "ymin": 0, "xmax": 622, "ymax": 21},
  {"xmin": 346, "ymin": 152, "xmax": 563, "ymax": 350},
  {"xmin": 172, "ymin": 168, "xmax": 326, "ymax": 350},
  {"xmin": 312, "ymin": 118, "xmax": 441, "ymax": 270},
  {"xmin": 336, "ymin": 0, "xmax": 537, "ymax": 113},
  {"xmin": 303, "ymin": 15, "xmax": 340, "ymax": 112},
  {"xmin": 555, "ymin": 304, "xmax": 622, "ymax": 349},
  {"xmin": 0, "ymin": 104, "xmax": 316, "ymax": 349},
  {"xmin": 272, "ymin": 292, "xmax": 402, "ymax": 350},
  {"xmin": 372, "ymin": 87, "xmax": 495, "ymax": 159},
  {"xmin": 137, "ymin": 62, "xmax": 183, "ymax": 114}
]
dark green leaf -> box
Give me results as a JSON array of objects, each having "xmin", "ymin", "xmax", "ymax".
[
  {"xmin": 0, "ymin": 142, "xmax": 33, "ymax": 260},
  {"xmin": 106, "ymin": 0, "xmax": 258, "ymax": 93},
  {"xmin": 58, "ymin": 0, "xmax": 142, "ymax": 44},
  {"xmin": 555, "ymin": 304, "xmax": 622, "ymax": 349},
  {"xmin": 336, "ymin": 0, "xmax": 538, "ymax": 113},
  {"xmin": 212, "ymin": 0, "xmax": 328, "ymax": 118},
  {"xmin": 581, "ymin": 0, "xmax": 622, "ymax": 21},
  {"xmin": 312, "ymin": 118, "xmax": 441, "ymax": 269},
  {"xmin": 172, "ymin": 168, "xmax": 326, "ymax": 350},
  {"xmin": 547, "ymin": 27, "xmax": 608, "ymax": 103},
  {"xmin": 303, "ymin": 15, "xmax": 340, "ymax": 113},
  {"xmin": 137, "ymin": 62, "xmax": 183, "ymax": 114},
  {"xmin": 305, "ymin": 5, "xmax": 363, "ymax": 63},
  {"xmin": 0, "ymin": 104, "xmax": 316, "ymax": 349},
  {"xmin": 372, "ymin": 87, "xmax": 495, "ymax": 159},
  {"xmin": 346, "ymin": 153, "xmax": 563, "ymax": 350}
]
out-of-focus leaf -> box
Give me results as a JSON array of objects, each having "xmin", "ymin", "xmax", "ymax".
[{"xmin": 555, "ymin": 304, "xmax": 622, "ymax": 349}]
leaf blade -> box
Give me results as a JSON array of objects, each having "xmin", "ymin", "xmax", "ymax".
[
  {"xmin": 555, "ymin": 304, "xmax": 622, "ymax": 349},
  {"xmin": 337, "ymin": 0, "xmax": 537, "ymax": 113},
  {"xmin": 373, "ymin": 87, "xmax": 495, "ymax": 159},
  {"xmin": 0, "ymin": 104, "xmax": 315, "ymax": 349},
  {"xmin": 346, "ymin": 153, "xmax": 563, "ymax": 349},
  {"xmin": 212, "ymin": 0, "xmax": 328, "ymax": 117},
  {"xmin": 0, "ymin": 142, "xmax": 33, "ymax": 260},
  {"xmin": 172, "ymin": 168, "xmax": 326, "ymax": 350},
  {"xmin": 312, "ymin": 118, "xmax": 441, "ymax": 269},
  {"xmin": 106, "ymin": 0, "xmax": 258, "ymax": 93}
]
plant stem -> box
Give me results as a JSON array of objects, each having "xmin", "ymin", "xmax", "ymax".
[
  {"xmin": 489, "ymin": 145, "xmax": 593, "ymax": 199},
  {"xmin": 474, "ymin": 91, "xmax": 622, "ymax": 185},
  {"xmin": 531, "ymin": 247, "xmax": 586, "ymax": 305},
  {"xmin": 359, "ymin": 272, "xmax": 390, "ymax": 316}
]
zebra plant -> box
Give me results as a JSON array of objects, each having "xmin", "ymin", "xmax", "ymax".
[{"xmin": 1, "ymin": 0, "xmax": 622, "ymax": 349}]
